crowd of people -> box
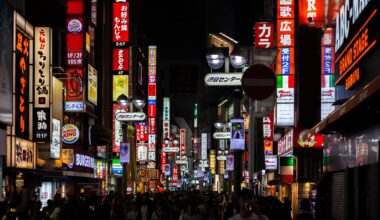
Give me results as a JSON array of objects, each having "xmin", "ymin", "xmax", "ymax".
[{"xmin": 0, "ymin": 188, "xmax": 314, "ymax": 220}]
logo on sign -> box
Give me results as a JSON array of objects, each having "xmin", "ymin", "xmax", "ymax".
[
  {"xmin": 68, "ymin": 19, "xmax": 82, "ymax": 33},
  {"xmin": 62, "ymin": 124, "xmax": 79, "ymax": 144}
]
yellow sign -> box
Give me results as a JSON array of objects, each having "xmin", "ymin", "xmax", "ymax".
[
  {"xmin": 113, "ymin": 75, "xmax": 129, "ymax": 101},
  {"xmin": 88, "ymin": 64, "xmax": 98, "ymax": 105}
]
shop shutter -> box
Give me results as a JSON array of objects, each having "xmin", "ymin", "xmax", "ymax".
[{"xmin": 330, "ymin": 171, "xmax": 345, "ymax": 220}]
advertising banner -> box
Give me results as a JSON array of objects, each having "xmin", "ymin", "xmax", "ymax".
[
  {"xmin": 276, "ymin": 103, "xmax": 294, "ymax": 127},
  {"xmin": 148, "ymin": 118, "xmax": 156, "ymax": 134},
  {"xmin": 13, "ymin": 138, "xmax": 36, "ymax": 169},
  {"xmin": 276, "ymin": 75, "xmax": 294, "ymax": 103},
  {"xmin": 112, "ymin": 158, "xmax": 122, "ymax": 175},
  {"xmin": 15, "ymin": 30, "xmax": 31, "ymax": 139},
  {"xmin": 135, "ymin": 122, "xmax": 148, "ymax": 142},
  {"xmin": 147, "ymin": 100, "xmax": 156, "ymax": 117},
  {"xmin": 226, "ymin": 155, "xmax": 234, "ymax": 171},
  {"xmin": 112, "ymin": 104, "xmax": 126, "ymax": 152},
  {"xmin": 136, "ymin": 144, "xmax": 148, "ymax": 162},
  {"xmin": 180, "ymin": 129, "xmax": 186, "ymax": 156},
  {"xmin": 230, "ymin": 119, "xmax": 245, "ymax": 151},
  {"xmin": 50, "ymin": 118, "xmax": 61, "ymax": 159},
  {"xmin": 120, "ymin": 142, "xmax": 130, "ymax": 164},
  {"xmin": 201, "ymin": 133, "xmax": 207, "ymax": 160},
  {"xmin": 263, "ymin": 113, "xmax": 274, "ymax": 140},
  {"xmin": 210, "ymin": 150, "xmax": 216, "ymax": 174},
  {"xmin": 264, "ymin": 140, "xmax": 273, "ymax": 155},
  {"xmin": 112, "ymin": 75, "xmax": 129, "ymax": 101},
  {"xmin": 277, "ymin": 0, "xmax": 295, "ymax": 18},
  {"xmin": 61, "ymin": 149, "xmax": 74, "ymax": 165},
  {"xmin": 148, "ymin": 134, "xmax": 156, "ymax": 151},
  {"xmin": 298, "ymin": 0, "xmax": 325, "ymax": 26},
  {"xmin": 276, "ymin": 47, "xmax": 295, "ymax": 75},
  {"xmin": 164, "ymin": 164, "xmax": 171, "ymax": 176},
  {"xmin": 88, "ymin": 64, "xmax": 98, "ymax": 105},
  {"xmin": 112, "ymin": 2, "xmax": 129, "ymax": 43},
  {"xmin": 112, "ymin": 48, "xmax": 129, "ymax": 72}
]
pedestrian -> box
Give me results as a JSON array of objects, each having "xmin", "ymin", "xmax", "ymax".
[
  {"xmin": 178, "ymin": 199, "xmax": 202, "ymax": 220},
  {"xmin": 227, "ymin": 189, "xmax": 269, "ymax": 220}
]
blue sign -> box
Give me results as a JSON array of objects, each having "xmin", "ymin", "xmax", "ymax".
[
  {"xmin": 230, "ymin": 118, "xmax": 245, "ymax": 151},
  {"xmin": 112, "ymin": 159, "xmax": 122, "ymax": 175},
  {"xmin": 281, "ymin": 48, "xmax": 290, "ymax": 75}
]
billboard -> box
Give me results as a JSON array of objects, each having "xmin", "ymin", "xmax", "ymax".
[
  {"xmin": 230, "ymin": 119, "xmax": 245, "ymax": 151},
  {"xmin": 112, "ymin": 2, "xmax": 129, "ymax": 43},
  {"xmin": 112, "ymin": 75, "xmax": 128, "ymax": 101},
  {"xmin": 120, "ymin": 142, "xmax": 130, "ymax": 164},
  {"xmin": 87, "ymin": 64, "xmax": 98, "ymax": 105}
]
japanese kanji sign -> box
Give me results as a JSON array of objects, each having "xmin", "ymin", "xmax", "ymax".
[
  {"xmin": 277, "ymin": 0, "xmax": 295, "ymax": 18},
  {"xmin": 255, "ymin": 22, "xmax": 274, "ymax": 48},
  {"xmin": 34, "ymin": 27, "xmax": 51, "ymax": 142},
  {"xmin": 113, "ymin": 2, "xmax": 129, "ymax": 43},
  {"xmin": 277, "ymin": 19, "xmax": 295, "ymax": 47}
]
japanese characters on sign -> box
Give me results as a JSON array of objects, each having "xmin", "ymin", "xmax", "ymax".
[
  {"xmin": 255, "ymin": 22, "xmax": 274, "ymax": 48},
  {"xmin": 148, "ymin": 100, "xmax": 157, "ymax": 117},
  {"xmin": 34, "ymin": 27, "xmax": 51, "ymax": 142},
  {"xmin": 66, "ymin": 0, "xmax": 84, "ymax": 111},
  {"xmin": 112, "ymin": 2, "xmax": 129, "ymax": 44},
  {"xmin": 180, "ymin": 129, "xmax": 186, "ymax": 156},
  {"xmin": 163, "ymin": 97, "xmax": 170, "ymax": 139},
  {"xmin": 112, "ymin": 48, "xmax": 129, "ymax": 73},
  {"xmin": 148, "ymin": 46, "xmax": 157, "ymax": 165},
  {"xmin": 135, "ymin": 122, "xmax": 148, "ymax": 142},
  {"xmin": 15, "ymin": 30, "xmax": 30, "ymax": 139},
  {"xmin": 112, "ymin": 104, "xmax": 126, "ymax": 153},
  {"xmin": 50, "ymin": 118, "xmax": 61, "ymax": 159},
  {"xmin": 136, "ymin": 144, "xmax": 148, "ymax": 163},
  {"xmin": 204, "ymin": 73, "xmax": 243, "ymax": 86},
  {"xmin": 263, "ymin": 113, "xmax": 274, "ymax": 140},
  {"xmin": 276, "ymin": 0, "xmax": 295, "ymax": 127},
  {"xmin": 148, "ymin": 118, "xmax": 156, "ymax": 134}
]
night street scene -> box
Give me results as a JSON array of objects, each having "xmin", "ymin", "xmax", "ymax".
[{"xmin": 0, "ymin": 0, "xmax": 379, "ymax": 219}]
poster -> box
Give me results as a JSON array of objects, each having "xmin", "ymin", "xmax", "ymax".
[
  {"xmin": 120, "ymin": 142, "xmax": 130, "ymax": 164},
  {"xmin": 226, "ymin": 155, "xmax": 234, "ymax": 171},
  {"xmin": 230, "ymin": 119, "xmax": 245, "ymax": 150},
  {"xmin": 14, "ymin": 138, "xmax": 35, "ymax": 169}
]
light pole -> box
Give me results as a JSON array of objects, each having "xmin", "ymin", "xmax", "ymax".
[{"xmin": 117, "ymin": 94, "xmax": 146, "ymax": 195}]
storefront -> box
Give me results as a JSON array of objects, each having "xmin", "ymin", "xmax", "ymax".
[{"xmin": 308, "ymin": 1, "xmax": 380, "ymax": 219}]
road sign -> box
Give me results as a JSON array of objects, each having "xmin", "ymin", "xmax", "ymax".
[
  {"xmin": 212, "ymin": 132, "xmax": 231, "ymax": 139},
  {"xmin": 241, "ymin": 64, "xmax": 276, "ymax": 100},
  {"xmin": 204, "ymin": 73, "xmax": 242, "ymax": 86},
  {"xmin": 116, "ymin": 112, "xmax": 146, "ymax": 121}
]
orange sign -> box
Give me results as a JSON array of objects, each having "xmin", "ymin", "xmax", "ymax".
[
  {"xmin": 299, "ymin": 0, "xmax": 325, "ymax": 26},
  {"xmin": 277, "ymin": 0, "xmax": 295, "ymax": 19},
  {"xmin": 277, "ymin": 19, "xmax": 295, "ymax": 47}
]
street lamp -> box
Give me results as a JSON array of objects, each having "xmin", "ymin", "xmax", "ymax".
[
  {"xmin": 205, "ymin": 47, "xmax": 225, "ymax": 70},
  {"xmin": 117, "ymin": 94, "xmax": 146, "ymax": 195},
  {"xmin": 230, "ymin": 47, "xmax": 248, "ymax": 69}
]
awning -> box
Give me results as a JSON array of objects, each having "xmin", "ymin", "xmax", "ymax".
[{"xmin": 308, "ymin": 75, "xmax": 380, "ymax": 137}]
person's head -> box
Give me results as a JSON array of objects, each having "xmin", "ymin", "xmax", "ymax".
[
  {"xmin": 239, "ymin": 189, "xmax": 254, "ymax": 217},
  {"xmin": 187, "ymin": 199, "xmax": 197, "ymax": 215},
  {"xmin": 47, "ymin": 199, "xmax": 53, "ymax": 207}
]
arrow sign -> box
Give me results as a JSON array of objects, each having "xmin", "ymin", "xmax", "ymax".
[
  {"xmin": 204, "ymin": 72, "xmax": 243, "ymax": 86},
  {"xmin": 213, "ymin": 132, "xmax": 231, "ymax": 139},
  {"xmin": 116, "ymin": 112, "xmax": 146, "ymax": 121}
]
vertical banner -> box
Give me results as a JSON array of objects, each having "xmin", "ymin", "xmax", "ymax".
[
  {"xmin": 298, "ymin": 0, "xmax": 325, "ymax": 26},
  {"xmin": 147, "ymin": 46, "xmax": 157, "ymax": 166},
  {"xmin": 210, "ymin": 150, "xmax": 216, "ymax": 174},
  {"xmin": 34, "ymin": 27, "xmax": 51, "ymax": 142},
  {"xmin": 120, "ymin": 142, "xmax": 130, "ymax": 164},
  {"xmin": 179, "ymin": 129, "xmax": 186, "ymax": 156},
  {"xmin": 15, "ymin": 30, "xmax": 31, "ymax": 140},
  {"xmin": 321, "ymin": 27, "xmax": 335, "ymax": 120},
  {"xmin": 112, "ymin": 1, "xmax": 129, "ymax": 44},
  {"xmin": 162, "ymin": 97, "xmax": 170, "ymax": 139},
  {"xmin": 112, "ymin": 104, "xmax": 126, "ymax": 153},
  {"xmin": 276, "ymin": 0, "xmax": 295, "ymax": 127},
  {"xmin": 226, "ymin": 155, "xmax": 234, "ymax": 171},
  {"xmin": 201, "ymin": 133, "xmax": 207, "ymax": 160},
  {"xmin": 50, "ymin": 118, "xmax": 61, "ymax": 159},
  {"xmin": 230, "ymin": 119, "xmax": 245, "ymax": 151},
  {"xmin": 66, "ymin": 0, "xmax": 84, "ymax": 112},
  {"xmin": 87, "ymin": 64, "xmax": 98, "ymax": 105}
]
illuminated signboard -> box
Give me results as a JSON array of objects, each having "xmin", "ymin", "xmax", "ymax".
[
  {"xmin": 321, "ymin": 75, "xmax": 335, "ymax": 102},
  {"xmin": 255, "ymin": 22, "xmax": 274, "ymax": 48},
  {"xmin": 276, "ymin": 104, "xmax": 294, "ymax": 127},
  {"xmin": 120, "ymin": 143, "xmax": 130, "ymax": 164},
  {"xmin": 87, "ymin": 64, "xmax": 98, "ymax": 105},
  {"xmin": 161, "ymin": 152, "xmax": 166, "ymax": 174},
  {"xmin": 264, "ymin": 140, "xmax": 273, "ymax": 155},
  {"xmin": 112, "ymin": 75, "xmax": 129, "ymax": 101},
  {"xmin": 148, "ymin": 118, "xmax": 156, "ymax": 134},
  {"xmin": 15, "ymin": 30, "xmax": 31, "ymax": 139},
  {"xmin": 148, "ymin": 100, "xmax": 157, "ymax": 117},
  {"xmin": 62, "ymin": 124, "xmax": 80, "ymax": 144},
  {"xmin": 210, "ymin": 150, "xmax": 216, "ymax": 174},
  {"xmin": 180, "ymin": 129, "xmax": 186, "ymax": 156},
  {"xmin": 66, "ymin": 0, "xmax": 84, "ymax": 111},
  {"xmin": 148, "ymin": 134, "xmax": 156, "ymax": 151},
  {"xmin": 230, "ymin": 119, "xmax": 245, "ymax": 151},
  {"xmin": 136, "ymin": 144, "xmax": 148, "ymax": 162},
  {"xmin": 298, "ymin": 0, "xmax": 325, "ymax": 26},
  {"xmin": 276, "ymin": 75, "xmax": 294, "ymax": 103},
  {"xmin": 148, "ymin": 84, "xmax": 156, "ymax": 100},
  {"xmin": 112, "ymin": 2, "xmax": 129, "ymax": 44},
  {"xmin": 201, "ymin": 133, "xmax": 207, "ymax": 160},
  {"xmin": 277, "ymin": 19, "xmax": 295, "ymax": 47},
  {"xmin": 265, "ymin": 155, "xmax": 278, "ymax": 170},
  {"xmin": 112, "ymin": 48, "xmax": 129, "ymax": 72},
  {"xmin": 135, "ymin": 122, "xmax": 148, "ymax": 142},
  {"xmin": 75, "ymin": 154, "xmax": 95, "ymax": 169},
  {"xmin": 112, "ymin": 158, "xmax": 122, "ymax": 174},
  {"xmin": 263, "ymin": 113, "xmax": 274, "ymax": 140},
  {"xmin": 10, "ymin": 138, "xmax": 36, "ymax": 169},
  {"xmin": 276, "ymin": 47, "xmax": 295, "ymax": 75},
  {"xmin": 34, "ymin": 27, "xmax": 51, "ymax": 142},
  {"xmin": 112, "ymin": 104, "xmax": 126, "ymax": 152},
  {"xmin": 162, "ymin": 97, "xmax": 170, "ymax": 139},
  {"xmin": 334, "ymin": 1, "xmax": 379, "ymax": 91},
  {"xmin": 50, "ymin": 118, "xmax": 61, "ymax": 159},
  {"xmin": 277, "ymin": 0, "xmax": 295, "ymax": 18}
]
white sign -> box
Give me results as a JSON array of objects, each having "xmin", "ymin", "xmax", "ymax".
[
  {"xmin": 163, "ymin": 147, "xmax": 180, "ymax": 153},
  {"xmin": 50, "ymin": 118, "xmax": 60, "ymax": 159},
  {"xmin": 198, "ymin": 163, "xmax": 209, "ymax": 168},
  {"xmin": 201, "ymin": 133, "xmax": 207, "ymax": 160},
  {"xmin": 217, "ymin": 155, "xmax": 227, "ymax": 161},
  {"xmin": 148, "ymin": 151, "xmax": 156, "ymax": 161},
  {"xmin": 116, "ymin": 112, "xmax": 146, "ymax": 121},
  {"xmin": 148, "ymin": 134, "xmax": 156, "ymax": 151},
  {"xmin": 34, "ymin": 27, "xmax": 51, "ymax": 108},
  {"xmin": 65, "ymin": 101, "xmax": 84, "ymax": 111},
  {"xmin": 265, "ymin": 155, "xmax": 278, "ymax": 170},
  {"xmin": 277, "ymin": 88, "xmax": 294, "ymax": 103},
  {"xmin": 276, "ymin": 104, "xmax": 294, "ymax": 127},
  {"xmin": 204, "ymin": 73, "xmax": 242, "ymax": 86},
  {"xmin": 176, "ymin": 160, "xmax": 188, "ymax": 165},
  {"xmin": 213, "ymin": 132, "xmax": 231, "ymax": 139},
  {"xmin": 136, "ymin": 144, "xmax": 148, "ymax": 162}
]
